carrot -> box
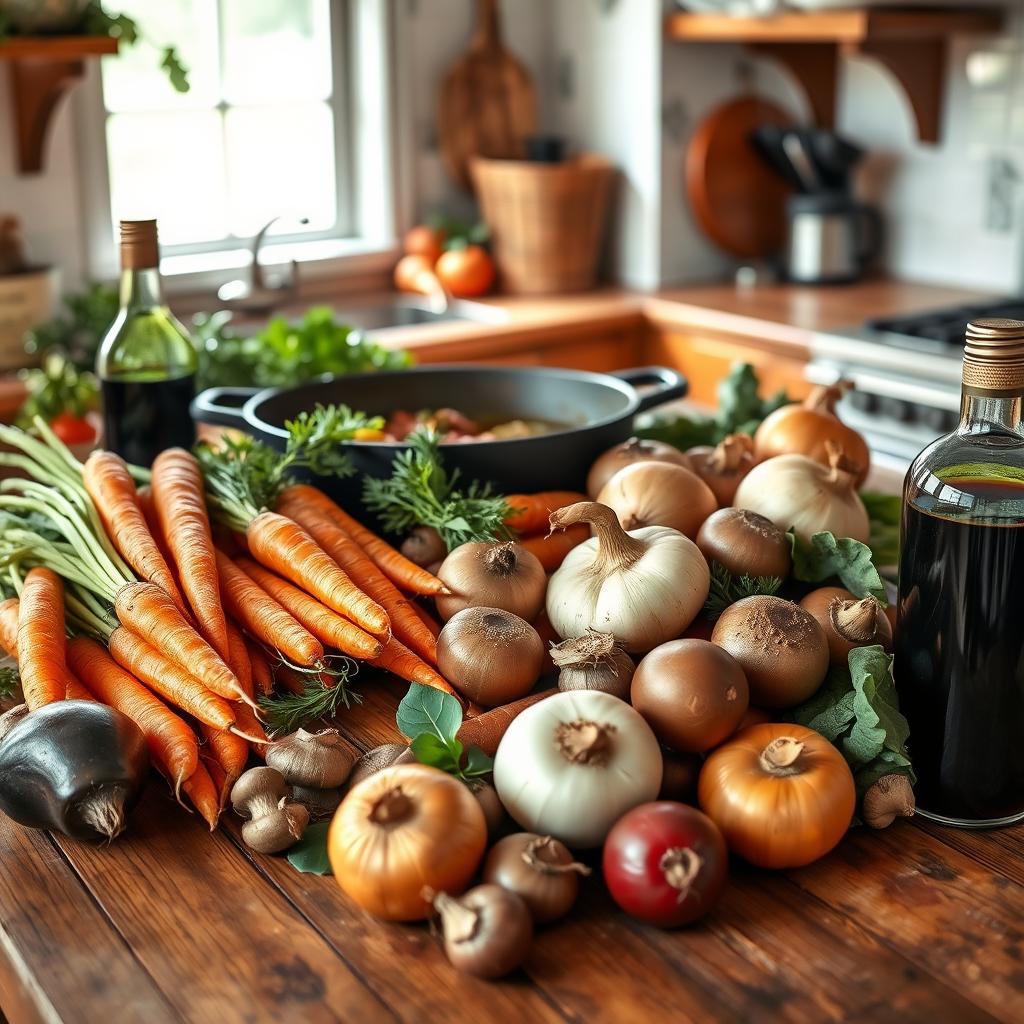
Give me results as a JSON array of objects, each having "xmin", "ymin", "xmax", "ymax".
[
  {"xmin": 245, "ymin": 510, "xmax": 390, "ymax": 638},
  {"xmin": 519, "ymin": 524, "xmax": 590, "ymax": 572},
  {"xmin": 245, "ymin": 638, "xmax": 274, "ymax": 699},
  {"xmin": 64, "ymin": 675, "xmax": 95, "ymax": 702},
  {"xmin": 277, "ymin": 498, "xmax": 437, "ymax": 664},
  {"xmin": 232, "ymin": 701, "xmax": 270, "ymax": 755},
  {"xmin": 235, "ymin": 557, "xmax": 384, "ymax": 661},
  {"xmin": 17, "ymin": 567, "xmax": 68, "ymax": 710},
  {"xmin": 372, "ymin": 637, "xmax": 459, "ymax": 698},
  {"xmin": 68, "ymin": 636, "xmax": 199, "ymax": 795},
  {"xmin": 0, "ymin": 597, "xmax": 18, "ymax": 658},
  {"xmin": 182, "ymin": 760, "xmax": 221, "ymax": 830},
  {"xmin": 107, "ymin": 627, "xmax": 254, "ymax": 738},
  {"xmin": 278, "ymin": 484, "xmax": 447, "ymax": 596},
  {"xmin": 200, "ymin": 724, "xmax": 249, "ymax": 809},
  {"xmin": 456, "ymin": 688, "xmax": 557, "ymax": 757},
  {"xmin": 82, "ymin": 450, "xmax": 187, "ymax": 614},
  {"xmin": 224, "ymin": 620, "xmax": 254, "ymax": 700},
  {"xmin": 215, "ymin": 551, "xmax": 324, "ymax": 667},
  {"xmin": 409, "ymin": 600, "xmax": 441, "ymax": 639},
  {"xmin": 152, "ymin": 448, "xmax": 230, "ymax": 664},
  {"xmin": 113, "ymin": 581, "xmax": 252, "ymax": 707},
  {"xmin": 136, "ymin": 485, "xmax": 178, "ymax": 583},
  {"xmin": 505, "ymin": 492, "xmax": 589, "ymax": 536}
]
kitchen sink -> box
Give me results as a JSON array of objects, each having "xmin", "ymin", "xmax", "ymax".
[{"xmin": 329, "ymin": 296, "xmax": 506, "ymax": 332}]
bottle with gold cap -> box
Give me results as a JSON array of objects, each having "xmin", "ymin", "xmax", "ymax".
[
  {"xmin": 897, "ymin": 317, "xmax": 1024, "ymax": 827},
  {"xmin": 96, "ymin": 219, "xmax": 198, "ymax": 466}
]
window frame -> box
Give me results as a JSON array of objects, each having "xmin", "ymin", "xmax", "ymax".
[{"xmin": 73, "ymin": 0, "xmax": 409, "ymax": 294}]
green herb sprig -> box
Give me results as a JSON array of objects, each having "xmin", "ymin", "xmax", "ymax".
[
  {"xmin": 0, "ymin": 666, "xmax": 19, "ymax": 701},
  {"xmin": 259, "ymin": 664, "xmax": 361, "ymax": 737},
  {"xmin": 363, "ymin": 431, "xmax": 512, "ymax": 550},
  {"xmin": 703, "ymin": 563, "xmax": 783, "ymax": 621}
]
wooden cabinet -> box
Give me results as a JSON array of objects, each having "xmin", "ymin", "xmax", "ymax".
[{"xmin": 643, "ymin": 326, "xmax": 812, "ymax": 405}]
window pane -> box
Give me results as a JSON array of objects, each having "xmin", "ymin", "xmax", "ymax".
[
  {"xmin": 107, "ymin": 111, "xmax": 228, "ymax": 244},
  {"xmin": 101, "ymin": 0, "xmax": 220, "ymax": 112},
  {"xmin": 224, "ymin": 103, "xmax": 336, "ymax": 237},
  {"xmin": 221, "ymin": 0, "xmax": 332, "ymax": 104}
]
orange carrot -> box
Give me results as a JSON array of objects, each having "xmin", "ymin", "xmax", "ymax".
[
  {"xmin": 455, "ymin": 689, "xmax": 557, "ymax": 757},
  {"xmin": 182, "ymin": 760, "xmax": 221, "ymax": 830},
  {"xmin": 235, "ymin": 557, "xmax": 384, "ymax": 661},
  {"xmin": 245, "ymin": 510, "xmax": 390, "ymax": 638},
  {"xmin": 505, "ymin": 492, "xmax": 589, "ymax": 536},
  {"xmin": 64, "ymin": 675, "xmax": 95, "ymax": 702},
  {"xmin": 409, "ymin": 600, "xmax": 441, "ymax": 639},
  {"xmin": 245, "ymin": 637, "xmax": 274, "ymax": 699},
  {"xmin": 0, "ymin": 597, "xmax": 18, "ymax": 658},
  {"xmin": 277, "ymin": 498, "xmax": 436, "ymax": 665},
  {"xmin": 232, "ymin": 701, "xmax": 270, "ymax": 755},
  {"xmin": 68, "ymin": 636, "xmax": 199, "ymax": 795},
  {"xmin": 82, "ymin": 450, "xmax": 187, "ymax": 614},
  {"xmin": 278, "ymin": 484, "xmax": 447, "ymax": 596},
  {"xmin": 215, "ymin": 551, "xmax": 324, "ymax": 667},
  {"xmin": 519, "ymin": 524, "xmax": 589, "ymax": 572},
  {"xmin": 152, "ymin": 448, "xmax": 230, "ymax": 664},
  {"xmin": 224, "ymin": 620, "xmax": 254, "ymax": 700},
  {"xmin": 107, "ymin": 627, "xmax": 250, "ymax": 736},
  {"xmin": 113, "ymin": 581, "xmax": 251, "ymax": 707},
  {"xmin": 372, "ymin": 637, "xmax": 459, "ymax": 699},
  {"xmin": 136, "ymin": 484, "xmax": 178, "ymax": 584},
  {"xmin": 17, "ymin": 568, "xmax": 68, "ymax": 710},
  {"xmin": 200, "ymin": 724, "xmax": 249, "ymax": 809}
]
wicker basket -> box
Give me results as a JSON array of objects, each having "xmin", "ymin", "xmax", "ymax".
[{"xmin": 470, "ymin": 154, "xmax": 616, "ymax": 295}]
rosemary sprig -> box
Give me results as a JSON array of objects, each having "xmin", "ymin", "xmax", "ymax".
[
  {"xmin": 362, "ymin": 430, "xmax": 512, "ymax": 550},
  {"xmin": 0, "ymin": 666, "xmax": 19, "ymax": 700},
  {"xmin": 260, "ymin": 673, "xmax": 363, "ymax": 737},
  {"xmin": 704, "ymin": 562, "xmax": 782, "ymax": 621}
]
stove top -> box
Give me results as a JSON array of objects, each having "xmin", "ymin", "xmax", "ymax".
[{"xmin": 866, "ymin": 299, "xmax": 1024, "ymax": 351}]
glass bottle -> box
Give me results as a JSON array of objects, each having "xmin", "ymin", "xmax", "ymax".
[
  {"xmin": 897, "ymin": 317, "xmax": 1024, "ymax": 827},
  {"xmin": 96, "ymin": 219, "xmax": 198, "ymax": 466}
]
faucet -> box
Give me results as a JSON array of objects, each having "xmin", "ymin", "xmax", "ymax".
[{"xmin": 217, "ymin": 215, "xmax": 308, "ymax": 313}]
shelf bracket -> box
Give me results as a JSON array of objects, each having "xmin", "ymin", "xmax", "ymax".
[
  {"xmin": 7, "ymin": 56, "xmax": 86, "ymax": 174},
  {"xmin": 748, "ymin": 42, "xmax": 839, "ymax": 130}
]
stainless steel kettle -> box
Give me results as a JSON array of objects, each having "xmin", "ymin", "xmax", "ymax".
[{"xmin": 784, "ymin": 192, "xmax": 881, "ymax": 284}]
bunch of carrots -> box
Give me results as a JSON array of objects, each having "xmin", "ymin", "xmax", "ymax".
[
  {"xmin": 503, "ymin": 490, "xmax": 590, "ymax": 571},
  {"xmin": 0, "ymin": 410, "xmax": 591, "ymax": 835}
]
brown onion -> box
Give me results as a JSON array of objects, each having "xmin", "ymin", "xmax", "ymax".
[
  {"xmin": 431, "ymin": 885, "xmax": 533, "ymax": 979},
  {"xmin": 799, "ymin": 587, "xmax": 893, "ymax": 664},
  {"xmin": 549, "ymin": 629, "xmax": 634, "ymax": 699},
  {"xmin": 437, "ymin": 607, "xmax": 544, "ymax": 707},
  {"xmin": 687, "ymin": 434, "xmax": 755, "ymax": 506},
  {"xmin": 436, "ymin": 541, "xmax": 546, "ymax": 622},
  {"xmin": 587, "ymin": 437, "xmax": 692, "ymax": 499},
  {"xmin": 401, "ymin": 525, "xmax": 447, "ymax": 567},
  {"xmin": 597, "ymin": 462, "xmax": 717, "ymax": 539},
  {"xmin": 711, "ymin": 596, "xmax": 829, "ymax": 708},
  {"xmin": 696, "ymin": 508, "xmax": 792, "ymax": 580}
]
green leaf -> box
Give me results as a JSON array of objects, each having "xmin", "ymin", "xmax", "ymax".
[
  {"xmin": 790, "ymin": 666, "xmax": 858, "ymax": 742},
  {"xmin": 461, "ymin": 745, "xmax": 494, "ymax": 779},
  {"xmin": 861, "ymin": 490, "xmax": 902, "ymax": 567},
  {"xmin": 411, "ymin": 732, "xmax": 462, "ymax": 774},
  {"xmin": 396, "ymin": 682, "xmax": 463, "ymax": 744},
  {"xmin": 790, "ymin": 531, "xmax": 887, "ymax": 604},
  {"xmin": 0, "ymin": 666, "xmax": 19, "ymax": 700},
  {"xmin": 704, "ymin": 562, "xmax": 782, "ymax": 620},
  {"xmin": 843, "ymin": 646, "xmax": 911, "ymax": 770},
  {"xmin": 286, "ymin": 822, "xmax": 332, "ymax": 875}
]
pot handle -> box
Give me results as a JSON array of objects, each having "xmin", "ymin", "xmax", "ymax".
[
  {"xmin": 612, "ymin": 366, "xmax": 689, "ymax": 413},
  {"xmin": 190, "ymin": 386, "xmax": 260, "ymax": 428}
]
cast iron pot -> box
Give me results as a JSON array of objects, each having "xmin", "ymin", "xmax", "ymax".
[{"xmin": 191, "ymin": 364, "xmax": 687, "ymax": 500}]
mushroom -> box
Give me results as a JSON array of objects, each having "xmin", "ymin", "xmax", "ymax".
[
  {"xmin": 347, "ymin": 743, "xmax": 416, "ymax": 791},
  {"xmin": 290, "ymin": 785, "xmax": 343, "ymax": 821},
  {"xmin": 265, "ymin": 728, "xmax": 356, "ymax": 788},
  {"xmin": 230, "ymin": 766, "xmax": 309, "ymax": 854}
]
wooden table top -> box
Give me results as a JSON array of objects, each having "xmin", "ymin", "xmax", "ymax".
[{"xmin": 1, "ymin": 678, "xmax": 1022, "ymax": 1024}]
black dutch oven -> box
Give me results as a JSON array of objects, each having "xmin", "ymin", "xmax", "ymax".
[{"xmin": 191, "ymin": 364, "xmax": 687, "ymax": 498}]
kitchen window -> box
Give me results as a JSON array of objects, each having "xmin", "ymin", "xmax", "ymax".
[{"xmin": 78, "ymin": 0, "xmax": 401, "ymax": 286}]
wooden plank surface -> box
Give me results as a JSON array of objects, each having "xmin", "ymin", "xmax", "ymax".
[{"xmin": 0, "ymin": 681, "xmax": 1021, "ymax": 1023}]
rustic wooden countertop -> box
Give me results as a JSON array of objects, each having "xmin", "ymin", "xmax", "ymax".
[{"xmin": 2, "ymin": 678, "xmax": 1022, "ymax": 1024}]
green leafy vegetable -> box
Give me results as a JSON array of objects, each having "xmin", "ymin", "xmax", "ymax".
[
  {"xmin": 16, "ymin": 354, "xmax": 98, "ymax": 428},
  {"xmin": 790, "ymin": 645, "xmax": 914, "ymax": 799},
  {"xmin": 363, "ymin": 431, "xmax": 512, "ymax": 550},
  {"xmin": 23, "ymin": 283, "xmax": 119, "ymax": 371},
  {"xmin": 637, "ymin": 363, "xmax": 789, "ymax": 451},
  {"xmin": 703, "ymin": 562, "xmax": 782, "ymax": 621},
  {"xmin": 286, "ymin": 821, "xmax": 332, "ymax": 875},
  {"xmin": 861, "ymin": 491, "xmax": 901, "ymax": 568},
  {"xmin": 396, "ymin": 683, "xmax": 493, "ymax": 783},
  {"xmin": 790, "ymin": 531, "xmax": 887, "ymax": 604},
  {"xmin": 0, "ymin": 667, "xmax": 19, "ymax": 700},
  {"xmin": 193, "ymin": 306, "xmax": 413, "ymax": 390}
]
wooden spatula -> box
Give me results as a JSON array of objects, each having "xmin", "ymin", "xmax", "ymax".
[{"xmin": 437, "ymin": 0, "xmax": 537, "ymax": 192}]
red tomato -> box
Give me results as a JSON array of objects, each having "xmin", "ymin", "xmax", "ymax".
[
  {"xmin": 603, "ymin": 801, "xmax": 728, "ymax": 928},
  {"xmin": 435, "ymin": 245, "xmax": 495, "ymax": 297},
  {"xmin": 403, "ymin": 224, "xmax": 445, "ymax": 265},
  {"xmin": 49, "ymin": 411, "xmax": 97, "ymax": 445}
]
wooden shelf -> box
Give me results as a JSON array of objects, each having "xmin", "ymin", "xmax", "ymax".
[
  {"xmin": 665, "ymin": 8, "xmax": 1005, "ymax": 143},
  {"xmin": 0, "ymin": 36, "xmax": 118, "ymax": 174}
]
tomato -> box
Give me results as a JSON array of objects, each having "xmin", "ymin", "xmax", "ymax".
[
  {"xmin": 603, "ymin": 802, "xmax": 728, "ymax": 928},
  {"xmin": 49, "ymin": 411, "xmax": 97, "ymax": 445},
  {"xmin": 698, "ymin": 722, "xmax": 855, "ymax": 869},
  {"xmin": 403, "ymin": 224, "xmax": 445, "ymax": 264},
  {"xmin": 435, "ymin": 245, "xmax": 495, "ymax": 298},
  {"xmin": 393, "ymin": 253, "xmax": 435, "ymax": 295}
]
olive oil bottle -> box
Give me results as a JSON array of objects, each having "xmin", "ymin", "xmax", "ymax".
[
  {"xmin": 96, "ymin": 220, "xmax": 198, "ymax": 466},
  {"xmin": 897, "ymin": 318, "xmax": 1024, "ymax": 827}
]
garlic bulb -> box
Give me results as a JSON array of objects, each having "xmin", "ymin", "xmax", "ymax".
[
  {"xmin": 545, "ymin": 502, "xmax": 710, "ymax": 654},
  {"xmin": 733, "ymin": 442, "xmax": 870, "ymax": 544}
]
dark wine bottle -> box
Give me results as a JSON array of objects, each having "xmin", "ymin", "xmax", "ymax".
[
  {"xmin": 96, "ymin": 220, "xmax": 198, "ymax": 466},
  {"xmin": 897, "ymin": 318, "xmax": 1024, "ymax": 828}
]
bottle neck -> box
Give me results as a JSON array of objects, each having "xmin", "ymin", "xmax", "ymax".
[
  {"xmin": 119, "ymin": 265, "xmax": 164, "ymax": 310},
  {"xmin": 959, "ymin": 389, "xmax": 1024, "ymax": 437}
]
